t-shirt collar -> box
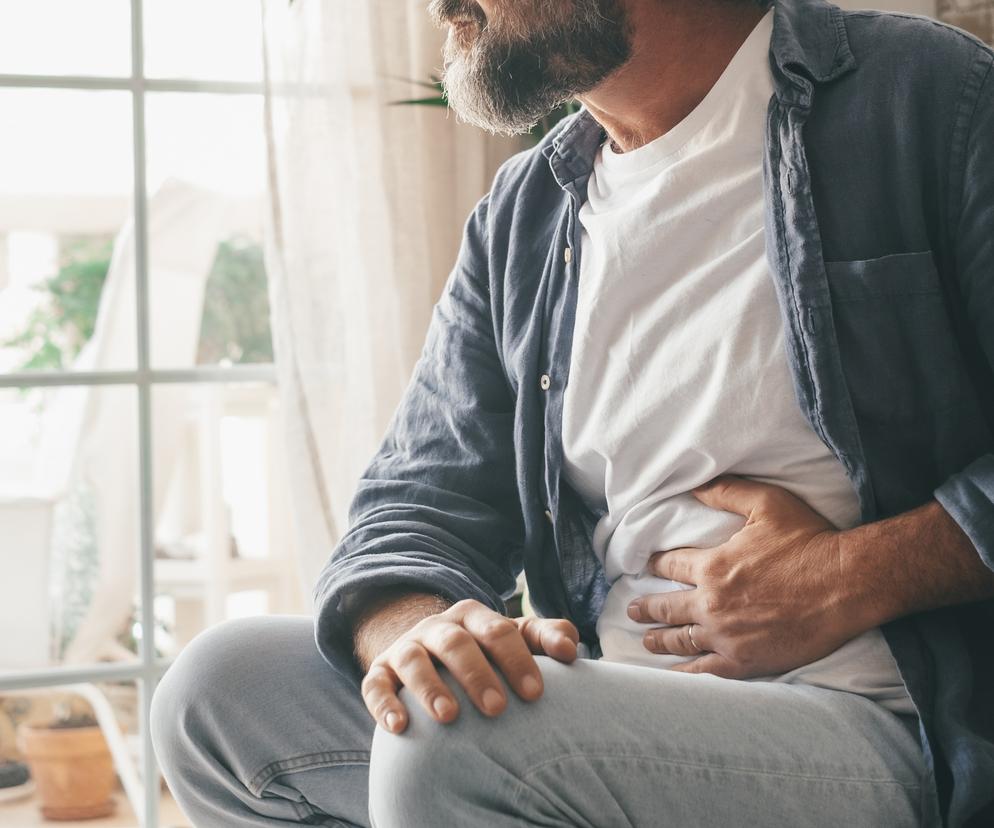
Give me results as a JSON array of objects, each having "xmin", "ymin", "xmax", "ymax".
[{"xmin": 546, "ymin": 0, "xmax": 857, "ymax": 186}]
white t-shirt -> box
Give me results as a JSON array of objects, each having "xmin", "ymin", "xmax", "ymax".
[{"xmin": 561, "ymin": 10, "xmax": 913, "ymax": 713}]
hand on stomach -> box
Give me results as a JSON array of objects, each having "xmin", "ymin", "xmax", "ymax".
[{"xmin": 597, "ymin": 571, "xmax": 696, "ymax": 669}]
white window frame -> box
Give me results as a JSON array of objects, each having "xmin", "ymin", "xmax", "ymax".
[{"xmin": 0, "ymin": 2, "xmax": 273, "ymax": 825}]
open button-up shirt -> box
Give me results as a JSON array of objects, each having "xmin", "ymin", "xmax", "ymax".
[{"xmin": 315, "ymin": 0, "xmax": 994, "ymax": 823}]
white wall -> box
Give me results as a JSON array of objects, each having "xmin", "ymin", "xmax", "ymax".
[{"xmin": 834, "ymin": 0, "xmax": 936, "ymax": 17}]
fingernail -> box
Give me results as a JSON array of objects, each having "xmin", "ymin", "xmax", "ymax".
[
  {"xmin": 385, "ymin": 711, "xmax": 400, "ymax": 731},
  {"xmin": 521, "ymin": 674, "xmax": 541, "ymax": 697},
  {"xmin": 627, "ymin": 602, "xmax": 641, "ymax": 621},
  {"xmin": 482, "ymin": 687, "xmax": 504, "ymax": 714},
  {"xmin": 433, "ymin": 696, "xmax": 455, "ymax": 719},
  {"xmin": 643, "ymin": 631, "xmax": 657, "ymax": 650}
]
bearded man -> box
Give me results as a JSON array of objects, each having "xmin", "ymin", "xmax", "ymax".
[{"xmin": 151, "ymin": 0, "xmax": 994, "ymax": 825}]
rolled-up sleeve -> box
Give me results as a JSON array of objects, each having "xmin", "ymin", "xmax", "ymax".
[
  {"xmin": 934, "ymin": 50, "xmax": 994, "ymax": 573},
  {"xmin": 313, "ymin": 193, "xmax": 524, "ymax": 679}
]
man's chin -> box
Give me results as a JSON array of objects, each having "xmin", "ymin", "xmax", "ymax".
[
  {"xmin": 441, "ymin": 42, "xmax": 578, "ymax": 136},
  {"xmin": 445, "ymin": 96, "xmax": 548, "ymax": 137}
]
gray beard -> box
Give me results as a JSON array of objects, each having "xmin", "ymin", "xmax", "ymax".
[{"xmin": 433, "ymin": 1, "xmax": 632, "ymax": 136}]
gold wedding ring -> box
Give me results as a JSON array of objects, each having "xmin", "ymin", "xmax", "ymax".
[{"xmin": 688, "ymin": 623, "xmax": 703, "ymax": 654}]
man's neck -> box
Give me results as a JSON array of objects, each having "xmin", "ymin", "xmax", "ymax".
[{"xmin": 578, "ymin": 0, "xmax": 769, "ymax": 153}]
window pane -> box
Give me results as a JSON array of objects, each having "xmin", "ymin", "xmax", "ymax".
[
  {"xmin": 0, "ymin": 386, "xmax": 141, "ymax": 675},
  {"xmin": 0, "ymin": 0, "xmax": 131, "ymax": 78},
  {"xmin": 145, "ymin": 93, "xmax": 272, "ymax": 368},
  {"xmin": 153, "ymin": 383, "xmax": 301, "ymax": 661},
  {"xmin": 0, "ymin": 90, "xmax": 135, "ymax": 374},
  {"xmin": 143, "ymin": 0, "xmax": 264, "ymax": 82}
]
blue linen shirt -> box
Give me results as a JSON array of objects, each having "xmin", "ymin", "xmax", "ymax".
[{"xmin": 314, "ymin": 0, "xmax": 994, "ymax": 824}]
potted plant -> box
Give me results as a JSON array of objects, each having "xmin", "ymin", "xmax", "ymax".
[{"xmin": 16, "ymin": 709, "xmax": 116, "ymax": 821}]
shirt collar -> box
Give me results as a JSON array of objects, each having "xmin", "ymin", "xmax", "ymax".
[
  {"xmin": 545, "ymin": 0, "xmax": 856, "ymax": 184},
  {"xmin": 771, "ymin": 0, "xmax": 856, "ymax": 99}
]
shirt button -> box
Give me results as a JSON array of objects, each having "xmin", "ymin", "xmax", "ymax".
[
  {"xmin": 544, "ymin": 509, "xmax": 554, "ymax": 524},
  {"xmin": 564, "ymin": 247, "xmax": 573, "ymax": 265},
  {"xmin": 540, "ymin": 373, "xmax": 551, "ymax": 390}
]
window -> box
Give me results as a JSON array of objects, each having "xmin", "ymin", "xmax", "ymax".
[{"xmin": 0, "ymin": 3, "xmax": 284, "ymax": 825}]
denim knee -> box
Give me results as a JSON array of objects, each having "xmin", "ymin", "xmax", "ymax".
[
  {"xmin": 150, "ymin": 618, "xmax": 270, "ymax": 786},
  {"xmin": 151, "ymin": 617, "xmax": 377, "ymax": 826},
  {"xmin": 367, "ymin": 689, "xmax": 484, "ymax": 827},
  {"xmin": 367, "ymin": 666, "xmax": 558, "ymax": 827}
]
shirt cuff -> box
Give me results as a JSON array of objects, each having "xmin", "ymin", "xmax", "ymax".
[
  {"xmin": 934, "ymin": 453, "xmax": 994, "ymax": 573},
  {"xmin": 312, "ymin": 558, "xmax": 507, "ymax": 685}
]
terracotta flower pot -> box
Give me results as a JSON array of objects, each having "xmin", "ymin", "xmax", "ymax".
[{"xmin": 16, "ymin": 723, "xmax": 116, "ymax": 821}]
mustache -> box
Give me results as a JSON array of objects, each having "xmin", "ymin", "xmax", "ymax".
[{"xmin": 427, "ymin": 0, "xmax": 487, "ymax": 27}]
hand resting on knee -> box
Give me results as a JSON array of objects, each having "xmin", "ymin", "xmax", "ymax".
[{"xmin": 354, "ymin": 595, "xmax": 579, "ymax": 735}]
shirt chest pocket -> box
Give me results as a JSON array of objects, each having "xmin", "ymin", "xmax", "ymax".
[{"xmin": 822, "ymin": 250, "xmax": 968, "ymax": 424}]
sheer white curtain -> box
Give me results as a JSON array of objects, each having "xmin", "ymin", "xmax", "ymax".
[{"xmin": 262, "ymin": 0, "xmax": 520, "ymax": 591}]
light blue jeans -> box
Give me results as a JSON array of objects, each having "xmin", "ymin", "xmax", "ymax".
[{"xmin": 151, "ymin": 616, "xmax": 936, "ymax": 827}]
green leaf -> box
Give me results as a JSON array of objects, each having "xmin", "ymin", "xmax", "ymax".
[
  {"xmin": 0, "ymin": 238, "xmax": 113, "ymax": 372},
  {"xmin": 196, "ymin": 237, "xmax": 274, "ymax": 365},
  {"xmin": 385, "ymin": 75, "xmax": 446, "ymax": 107},
  {"xmin": 390, "ymin": 97, "xmax": 448, "ymax": 107}
]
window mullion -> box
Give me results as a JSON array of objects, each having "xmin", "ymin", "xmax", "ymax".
[
  {"xmin": 0, "ymin": 8, "xmax": 279, "ymax": 824},
  {"xmin": 130, "ymin": 1, "xmax": 159, "ymax": 826}
]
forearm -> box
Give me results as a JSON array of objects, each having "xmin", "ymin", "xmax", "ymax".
[
  {"xmin": 841, "ymin": 499, "xmax": 994, "ymax": 629},
  {"xmin": 352, "ymin": 589, "xmax": 453, "ymax": 673}
]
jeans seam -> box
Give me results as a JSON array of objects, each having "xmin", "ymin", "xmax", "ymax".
[
  {"xmin": 248, "ymin": 750, "xmax": 371, "ymax": 797},
  {"xmin": 508, "ymin": 750, "xmax": 923, "ymax": 811},
  {"xmin": 291, "ymin": 797, "xmax": 358, "ymax": 828}
]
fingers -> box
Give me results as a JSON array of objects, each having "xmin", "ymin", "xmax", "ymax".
[
  {"xmin": 381, "ymin": 638, "xmax": 463, "ymax": 727},
  {"xmin": 643, "ymin": 624, "xmax": 708, "ymax": 657},
  {"xmin": 627, "ymin": 588, "xmax": 698, "ymax": 626},
  {"xmin": 361, "ymin": 602, "xmax": 583, "ymax": 734},
  {"xmin": 421, "ymin": 620, "xmax": 508, "ymax": 718},
  {"xmin": 667, "ymin": 652, "xmax": 743, "ymax": 679},
  {"xmin": 361, "ymin": 662, "xmax": 410, "ymax": 734},
  {"xmin": 691, "ymin": 474, "xmax": 770, "ymax": 518},
  {"xmin": 648, "ymin": 547, "xmax": 705, "ymax": 585},
  {"xmin": 516, "ymin": 616, "xmax": 579, "ymax": 663},
  {"xmin": 462, "ymin": 611, "xmax": 544, "ymax": 702}
]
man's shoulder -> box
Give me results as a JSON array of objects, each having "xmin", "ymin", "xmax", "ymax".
[
  {"xmin": 840, "ymin": 6, "xmax": 993, "ymax": 84},
  {"xmin": 809, "ymin": 6, "xmax": 994, "ymax": 158}
]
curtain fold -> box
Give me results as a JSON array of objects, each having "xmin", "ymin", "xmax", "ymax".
[{"xmin": 262, "ymin": 0, "xmax": 520, "ymax": 592}]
